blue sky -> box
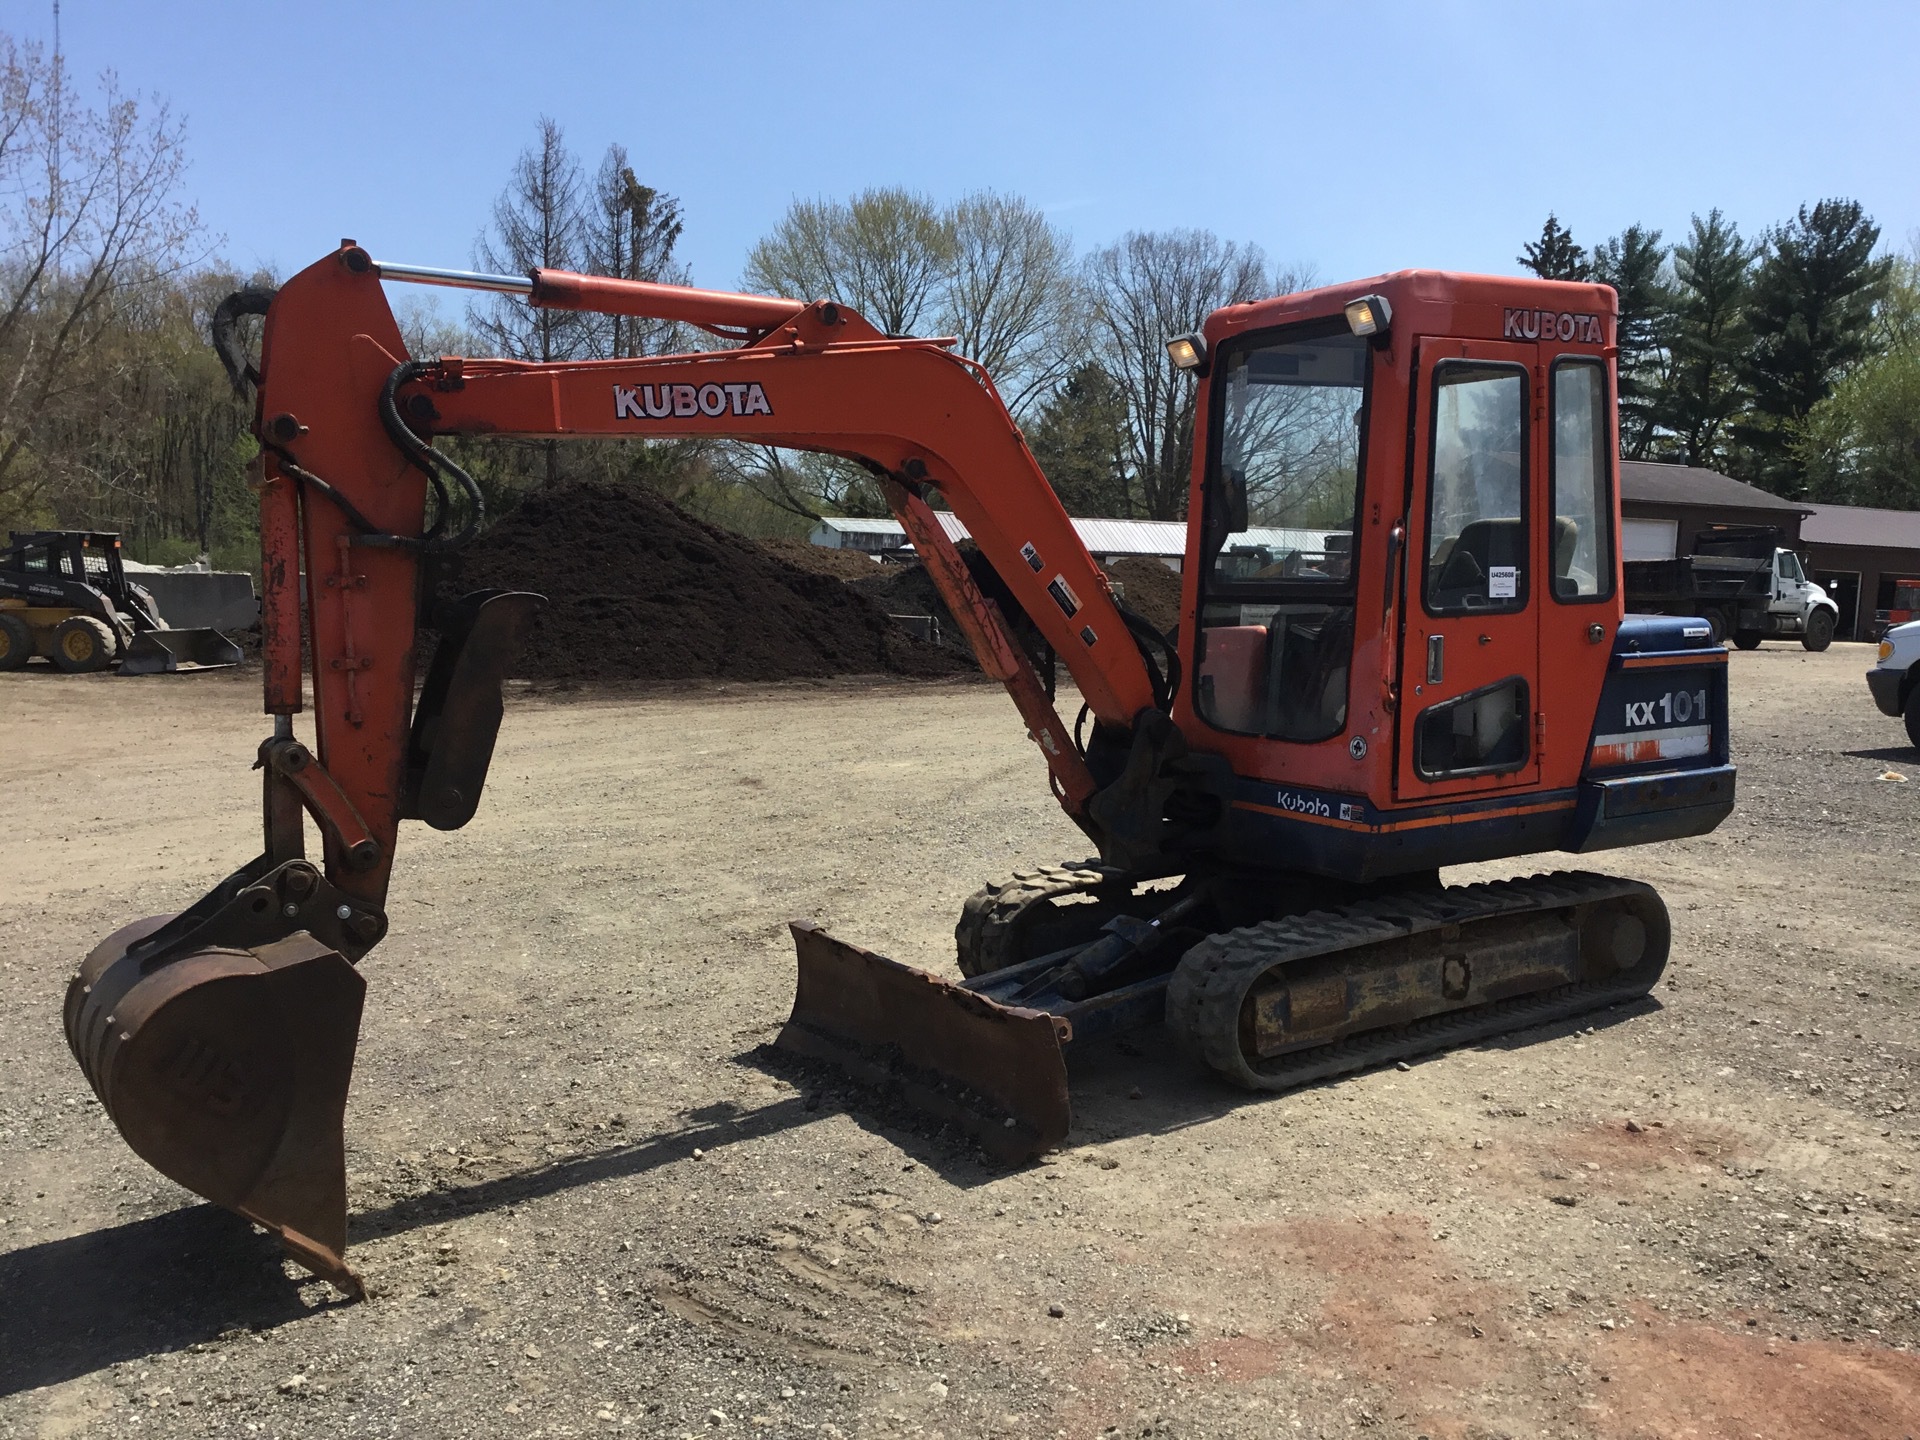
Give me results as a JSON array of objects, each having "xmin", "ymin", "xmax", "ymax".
[{"xmin": 31, "ymin": 1, "xmax": 1920, "ymax": 295}]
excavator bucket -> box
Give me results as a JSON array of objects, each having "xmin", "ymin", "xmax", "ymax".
[
  {"xmin": 777, "ymin": 921, "xmax": 1071, "ymax": 1163},
  {"xmin": 65, "ymin": 916, "xmax": 367, "ymax": 1295},
  {"xmin": 120, "ymin": 627, "xmax": 245, "ymax": 674}
]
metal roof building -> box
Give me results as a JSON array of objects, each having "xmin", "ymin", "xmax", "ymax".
[
  {"xmin": 1800, "ymin": 503, "xmax": 1920, "ymax": 640},
  {"xmin": 808, "ymin": 514, "xmax": 1341, "ymax": 569},
  {"xmin": 1617, "ymin": 461, "xmax": 1809, "ymax": 561}
]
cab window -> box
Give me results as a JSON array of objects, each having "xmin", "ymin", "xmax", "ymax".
[
  {"xmin": 1415, "ymin": 677, "xmax": 1530, "ymax": 779},
  {"xmin": 1193, "ymin": 322, "xmax": 1368, "ymax": 742},
  {"xmin": 1550, "ymin": 360, "xmax": 1613, "ymax": 600},
  {"xmin": 1425, "ymin": 363, "xmax": 1527, "ymax": 614}
]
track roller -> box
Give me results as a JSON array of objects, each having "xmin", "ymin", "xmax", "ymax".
[{"xmin": 1166, "ymin": 871, "xmax": 1669, "ymax": 1091}]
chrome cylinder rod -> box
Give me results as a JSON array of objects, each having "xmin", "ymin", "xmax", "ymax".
[{"xmin": 372, "ymin": 261, "xmax": 532, "ymax": 295}]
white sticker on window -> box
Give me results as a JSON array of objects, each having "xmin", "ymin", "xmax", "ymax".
[{"xmin": 1488, "ymin": 565, "xmax": 1518, "ymax": 600}]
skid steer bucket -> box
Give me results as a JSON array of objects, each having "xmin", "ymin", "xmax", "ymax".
[
  {"xmin": 777, "ymin": 921, "xmax": 1071, "ymax": 1162},
  {"xmin": 65, "ymin": 916, "xmax": 367, "ymax": 1294},
  {"xmin": 120, "ymin": 627, "xmax": 244, "ymax": 674}
]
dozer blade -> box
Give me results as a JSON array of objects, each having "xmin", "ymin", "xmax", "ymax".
[
  {"xmin": 65, "ymin": 916, "xmax": 366, "ymax": 1295},
  {"xmin": 120, "ymin": 627, "xmax": 244, "ymax": 675},
  {"xmin": 778, "ymin": 921, "xmax": 1071, "ymax": 1163}
]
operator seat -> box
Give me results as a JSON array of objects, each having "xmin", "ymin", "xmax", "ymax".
[
  {"xmin": 1551, "ymin": 516, "xmax": 1583, "ymax": 596},
  {"xmin": 1261, "ymin": 605, "xmax": 1353, "ymax": 740},
  {"xmin": 1432, "ymin": 518, "xmax": 1524, "ymax": 606}
]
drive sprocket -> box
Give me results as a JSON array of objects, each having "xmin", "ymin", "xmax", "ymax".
[{"xmin": 954, "ymin": 860, "xmax": 1133, "ymax": 978}]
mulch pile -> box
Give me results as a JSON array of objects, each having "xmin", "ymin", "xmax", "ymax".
[
  {"xmin": 448, "ymin": 482, "xmax": 1186, "ymax": 686},
  {"xmin": 847, "ymin": 562, "xmax": 979, "ymax": 665},
  {"xmin": 449, "ymin": 483, "xmax": 968, "ymax": 684},
  {"xmin": 757, "ymin": 538, "xmax": 888, "ymax": 582},
  {"xmin": 1101, "ymin": 557, "xmax": 1183, "ymax": 635}
]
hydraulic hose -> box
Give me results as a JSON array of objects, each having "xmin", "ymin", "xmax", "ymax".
[
  {"xmin": 377, "ymin": 360, "xmax": 486, "ymax": 551},
  {"xmin": 1118, "ymin": 606, "xmax": 1180, "ymax": 715},
  {"xmin": 210, "ymin": 288, "xmax": 277, "ymax": 399}
]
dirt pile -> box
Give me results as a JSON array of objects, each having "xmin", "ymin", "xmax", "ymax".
[
  {"xmin": 847, "ymin": 562, "xmax": 978, "ymax": 665},
  {"xmin": 842, "ymin": 550, "xmax": 1184, "ymax": 667},
  {"xmin": 450, "ymin": 483, "xmax": 968, "ymax": 684},
  {"xmin": 1102, "ymin": 557, "xmax": 1182, "ymax": 634},
  {"xmin": 756, "ymin": 538, "xmax": 889, "ymax": 582}
]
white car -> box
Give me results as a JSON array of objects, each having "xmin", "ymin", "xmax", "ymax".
[{"xmin": 1867, "ymin": 619, "xmax": 1920, "ymax": 748}]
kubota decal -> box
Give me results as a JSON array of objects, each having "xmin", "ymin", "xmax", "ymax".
[
  {"xmin": 1274, "ymin": 788, "xmax": 1333, "ymax": 818},
  {"xmin": 1502, "ymin": 308, "xmax": 1604, "ymax": 344},
  {"xmin": 613, "ymin": 382, "xmax": 773, "ymax": 420}
]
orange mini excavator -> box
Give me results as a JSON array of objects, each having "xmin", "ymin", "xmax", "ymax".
[{"xmin": 66, "ymin": 244, "xmax": 1733, "ymax": 1292}]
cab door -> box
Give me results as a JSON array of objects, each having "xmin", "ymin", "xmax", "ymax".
[{"xmin": 1395, "ymin": 340, "xmax": 1541, "ymax": 799}]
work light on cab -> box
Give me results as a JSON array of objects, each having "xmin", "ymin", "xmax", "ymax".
[
  {"xmin": 1344, "ymin": 295, "xmax": 1392, "ymax": 338},
  {"xmin": 1165, "ymin": 333, "xmax": 1207, "ymax": 371}
]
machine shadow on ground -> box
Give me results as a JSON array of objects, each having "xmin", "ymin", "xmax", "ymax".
[
  {"xmin": 1059, "ymin": 998, "xmax": 1661, "ymax": 1147},
  {"xmin": 0, "ymin": 1099, "xmax": 822, "ymax": 1397},
  {"xmin": 0, "ymin": 1206, "xmax": 318, "ymax": 1399},
  {"xmin": 1844, "ymin": 746, "xmax": 1919, "ymax": 764},
  {"xmin": 347, "ymin": 1096, "xmax": 821, "ymax": 1243},
  {"xmin": 0, "ymin": 1005, "xmax": 1659, "ymax": 1397},
  {"xmin": 744, "ymin": 998, "xmax": 1663, "ymax": 1178}
]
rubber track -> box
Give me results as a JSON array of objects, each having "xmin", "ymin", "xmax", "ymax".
[
  {"xmin": 1164, "ymin": 870, "xmax": 1667, "ymax": 1092},
  {"xmin": 954, "ymin": 860, "xmax": 1121, "ymax": 978}
]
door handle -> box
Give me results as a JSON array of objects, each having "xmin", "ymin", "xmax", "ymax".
[
  {"xmin": 1426, "ymin": 634, "xmax": 1444, "ymax": 684},
  {"xmin": 1383, "ymin": 522, "xmax": 1405, "ymax": 616}
]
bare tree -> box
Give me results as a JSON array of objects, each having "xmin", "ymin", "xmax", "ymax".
[
  {"xmin": 471, "ymin": 117, "xmax": 589, "ymax": 367},
  {"xmin": 737, "ymin": 188, "xmax": 1081, "ymax": 520},
  {"xmin": 1081, "ymin": 230, "xmax": 1294, "ymax": 520},
  {"xmin": 737, "ymin": 188, "xmax": 953, "ymax": 519},
  {"xmin": 706, "ymin": 444, "xmax": 890, "ymax": 524},
  {"xmin": 939, "ymin": 191, "xmax": 1077, "ymax": 417},
  {"xmin": 0, "ymin": 30, "xmax": 201, "ymax": 525},
  {"xmin": 471, "ymin": 118, "xmax": 591, "ymax": 487},
  {"xmin": 744, "ymin": 188, "xmax": 954, "ymax": 336}
]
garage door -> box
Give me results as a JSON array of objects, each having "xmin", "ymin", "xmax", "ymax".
[{"xmin": 1622, "ymin": 518, "xmax": 1679, "ymax": 562}]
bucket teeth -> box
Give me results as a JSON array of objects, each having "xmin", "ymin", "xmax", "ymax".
[
  {"xmin": 777, "ymin": 920, "xmax": 1071, "ymax": 1162},
  {"xmin": 66, "ymin": 921, "xmax": 366, "ymax": 1295}
]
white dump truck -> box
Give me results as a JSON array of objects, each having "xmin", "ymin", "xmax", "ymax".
[{"xmin": 1625, "ymin": 524, "xmax": 1839, "ymax": 650}]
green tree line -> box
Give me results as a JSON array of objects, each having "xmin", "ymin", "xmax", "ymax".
[
  {"xmin": 1519, "ymin": 209, "xmax": 1917, "ymax": 506},
  {"xmin": 6, "ymin": 22, "xmax": 1914, "ymax": 577}
]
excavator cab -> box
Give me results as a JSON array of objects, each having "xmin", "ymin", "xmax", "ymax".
[{"xmin": 62, "ymin": 248, "xmax": 1733, "ymax": 1291}]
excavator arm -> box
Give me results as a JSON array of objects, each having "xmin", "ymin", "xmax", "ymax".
[
  {"xmin": 63, "ymin": 244, "xmax": 1175, "ymax": 1292},
  {"xmin": 270, "ymin": 246, "xmax": 1162, "ymax": 891}
]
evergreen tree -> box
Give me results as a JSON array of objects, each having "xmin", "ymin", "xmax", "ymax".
[
  {"xmin": 1025, "ymin": 363, "xmax": 1134, "ymax": 517},
  {"xmin": 1656, "ymin": 211, "xmax": 1754, "ymax": 469},
  {"xmin": 1591, "ymin": 225, "xmax": 1671, "ymax": 459},
  {"xmin": 1738, "ymin": 198, "xmax": 1893, "ymax": 488},
  {"xmin": 583, "ymin": 147, "xmax": 687, "ymax": 359},
  {"xmin": 1518, "ymin": 214, "xmax": 1591, "ymax": 281},
  {"xmin": 1798, "ymin": 255, "xmax": 1920, "ymax": 505}
]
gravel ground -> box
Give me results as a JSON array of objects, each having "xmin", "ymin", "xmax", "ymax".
[{"xmin": 2, "ymin": 642, "xmax": 1917, "ymax": 1439}]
